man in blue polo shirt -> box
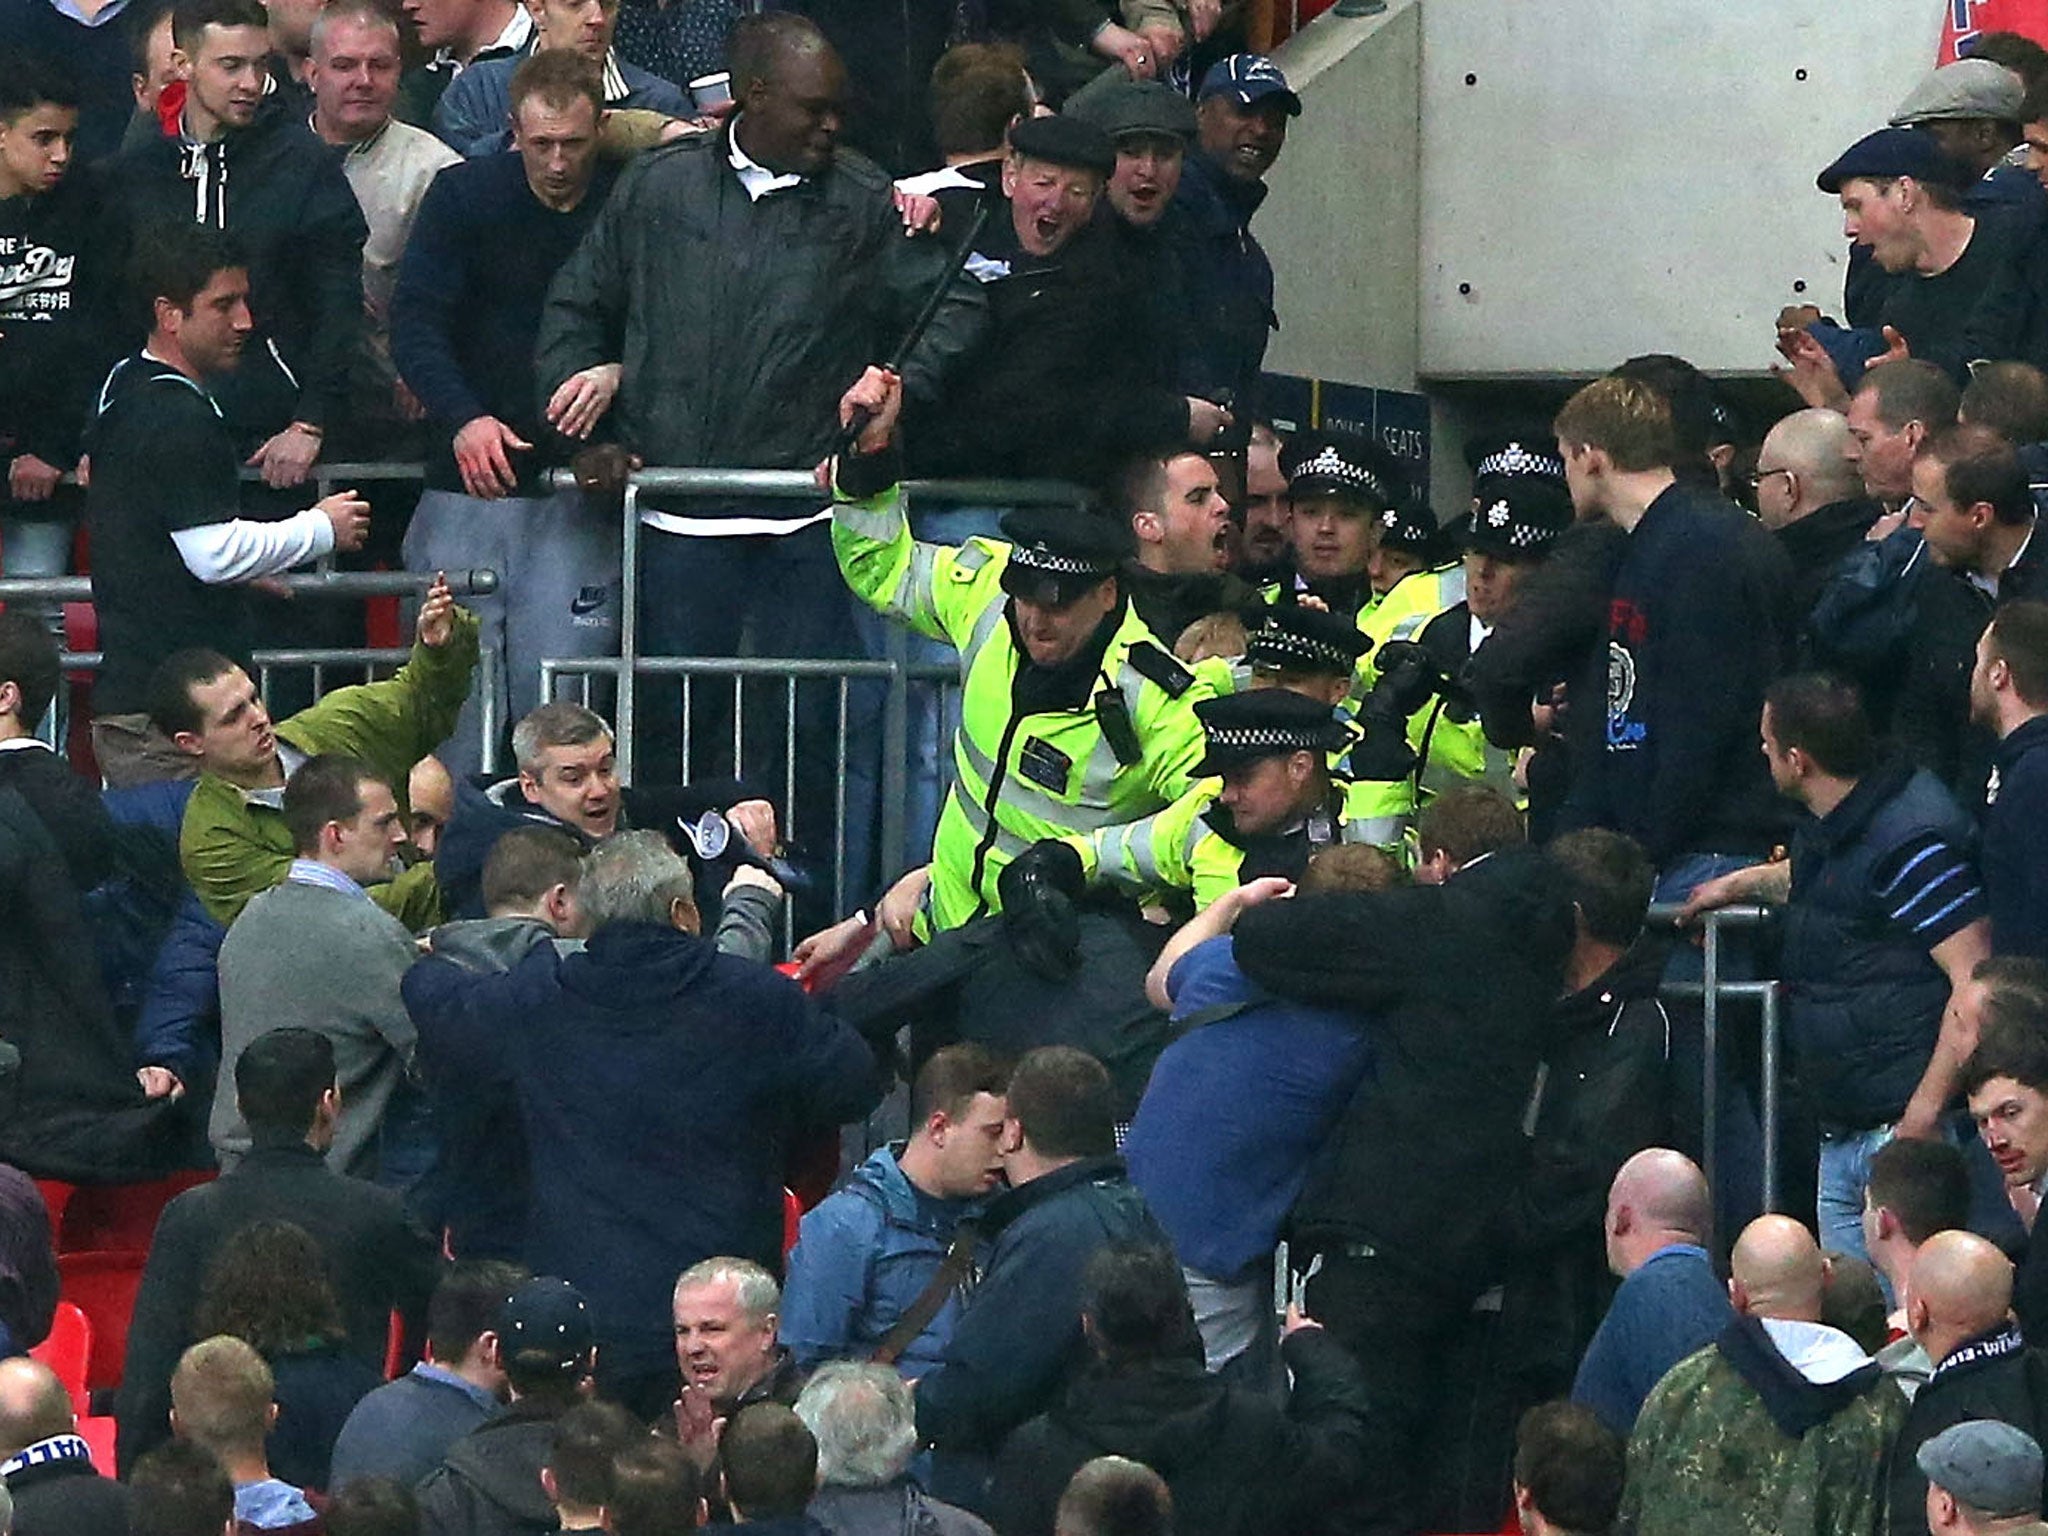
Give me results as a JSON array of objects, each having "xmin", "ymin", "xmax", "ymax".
[{"xmin": 1571, "ymin": 1149, "xmax": 1733, "ymax": 1433}]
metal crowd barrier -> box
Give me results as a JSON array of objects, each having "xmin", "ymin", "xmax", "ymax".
[
  {"xmin": 1645, "ymin": 902, "xmax": 1782, "ymax": 1220},
  {"xmin": 539, "ymin": 652, "xmax": 959, "ymax": 926},
  {"xmin": 544, "ymin": 468, "xmax": 1092, "ymax": 790},
  {"xmin": 4, "ymin": 568, "xmax": 506, "ymax": 773}
]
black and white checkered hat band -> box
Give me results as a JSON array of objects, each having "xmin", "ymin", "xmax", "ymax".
[
  {"xmin": 1010, "ymin": 543, "xmax": 1112, "ymax": 576},
  {"xmin": 1475, "ymin": 444, "xmax": 1564, "ymax": 482},
  {"xmin": 1292, "ymin": 446, "xmax": 1390, "ymax": 503},
  {"xmin": 1248, "ymin": 627, "xmax": 1350, "ymax": 671},
  {"xmin": 1205, "ymin": 724, "xmax": 1321, "ymax": 752}
]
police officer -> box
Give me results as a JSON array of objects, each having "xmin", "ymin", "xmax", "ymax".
[
  {"xmin": 1404, "ymin": 473, "xmax": 1571, "ymax": 799},
  {"xmin": 1266, "ymin": 431, "xmax": 1406, "ymax": 623},
  {"xmin": 1241, "ymin": 602, "xmax": 1371, "ymax": 702},
  {"xmin": 827, "ymin": 367, "xmax": 1212, "ymax": 934},
  {"xmin": 1356, "ymin": 499, "xmax": 1463, "ymax": 692},
  {"xmin": 1068, "ymin": 688, "xmax": 1406, "ymax": 911}
]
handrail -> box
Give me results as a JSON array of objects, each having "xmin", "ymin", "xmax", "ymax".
[
  {"xmin": 546, "ymin": 466, "xmax": 1093, "ymax": 506},
  {"xmin": 1645, "ymin": 901, "xmax": 1782, "ymax": 1226},
  {"xmin": 0, "ymin": 569, "xmax": 498, "ymax": 602}
]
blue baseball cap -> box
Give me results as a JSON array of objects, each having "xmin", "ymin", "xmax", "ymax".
[
  {"xmin": 1816, "ymin": 126, "xmax": 1970, "ymax": 193},
  {"xmin": 1197, "ymin": 54, "xmax": 1302, "ymax": 117}
]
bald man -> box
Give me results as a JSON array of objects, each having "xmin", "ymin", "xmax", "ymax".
[
  {"xmin": 0, "ymin": 1357, "xmax": 131, "ymax": 1531},
  {"xmin": 1754, "ymin": 408, "xmax": 1880, "ymax": 618},
  {"xmin": 1620, "ymin": 1214, "xmax": 1907, "ymax": 1536},
  {"xmin": 1890, "ymin": 1232, "xmax": 2048, "ymax": 1536},
  {"xmin": 1571, "ymin": 1149, "xmax": 1733, "ymax": 1433}
]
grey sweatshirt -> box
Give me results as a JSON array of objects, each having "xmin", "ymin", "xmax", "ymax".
[{"xmin": 213, "ymin": 880, "xmax": 420, "ymax": 1179}]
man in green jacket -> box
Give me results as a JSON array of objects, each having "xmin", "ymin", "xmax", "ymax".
[{"xmin": 154, "ymin": 573, "xmax": 480, "ymax": 930}]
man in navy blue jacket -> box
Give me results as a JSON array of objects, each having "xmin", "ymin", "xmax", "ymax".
[
  {"xmin": 401, "ymin": 829, "xmax": 883, "ymax": 1420},
  {"xmin": 913, "ymin": 1045, "xmax": 1172, "ymax": 1515},
  {"xmin": 1170, "ymin": 55, "xmax": 1297, "ymax": 422},
  {"xmin": 391, "ymin": 49, "xmax": 622, "ymax": 777},
  {"xmin": 1969, "ymin": 600, "xmax": 2048, "ymax": 960},
  {"xmin": 1553, "ymin": 374, "xmax": 1797, "ymax": 884}
]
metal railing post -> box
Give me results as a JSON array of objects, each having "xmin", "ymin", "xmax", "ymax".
[
  {"xmin": 1760, "ymin": 980, "xmax": 1782, "ymax": 1214},
  {"xmin": 478, "ymin": 646, "xmax": 503, "ymax": 775},
  {"xmin": 1700, "ymin": 913, "xmax": 1721, "ymax": 1231},
  {"xmin": 617, "ymin": 482, "xmax": 641, "ymax": 783},
  {"xmin": 880, "ymin": 635, "xmax": 911, "ymax": 882}
]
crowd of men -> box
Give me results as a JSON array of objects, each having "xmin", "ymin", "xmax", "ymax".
[{"xmin": 19, "ymin": 1, "xmax": 2048, "ymax": 1534}]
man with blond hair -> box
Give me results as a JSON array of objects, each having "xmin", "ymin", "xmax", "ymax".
[
  {"xmin": 169, "ymin": 1336, "xmax": 319, "ymax": 1535},
  {"xmin": 1552, "ymin": 374, "xmax": 1795, "ymax": 890}
]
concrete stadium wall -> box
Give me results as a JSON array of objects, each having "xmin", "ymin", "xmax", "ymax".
[
  {"xmin": 1258, "ymin": 0, "xmax": 1946, "ymax": 501},
  {"xmin": 1263, "ymin": 0, "xmax": 1943, "ymax": 387}
]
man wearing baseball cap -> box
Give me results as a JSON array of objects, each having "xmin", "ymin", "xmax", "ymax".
[
  {"xmin": 1173, "ymin": 54, "xmax": 1301, "ymax": 425},
  {"xmin": 1787, "ymin": 126, "xmax": 2031, "ymax": 408},
  {"xmin": 416, "ymin": 1277, "xmax": 599, "ymax": 1533},
  {"xmin": 1918, "ymin": 1420, "xmax": 2048, "ymax": 1535}
]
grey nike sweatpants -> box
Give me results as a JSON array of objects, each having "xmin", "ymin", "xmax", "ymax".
[{"xmin": 403, "ymin": 486, "xmax": 621, "ymax": 776}]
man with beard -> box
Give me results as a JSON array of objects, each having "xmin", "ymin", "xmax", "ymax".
[
  {"xmin": 1237, "ymin": 421, "xmax": 1293, "ymax": 585},
  {"xmin": 1968, "ymin": 602, "xmax": 2048, "ymax": 960}
]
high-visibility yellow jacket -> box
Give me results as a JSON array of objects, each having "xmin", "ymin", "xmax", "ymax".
[
  {"xmin": 833, "ymin": 484, "xmax": 1213, "ymax": 932},
  {"xmin": 1069, "ymin": 771, "xmax": 1411, "ymax": 911}
]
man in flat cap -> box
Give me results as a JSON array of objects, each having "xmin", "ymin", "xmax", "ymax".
[
  {"xmin": 1269, "ymin": 430, "xmax": 1407, "ymax": 625},
  {"xmin": 1782, "ymin": 125, "xmax": 2033, "ymax": 408},
  {"xmin": 1893, "ymin": 59, "xmax": 2044, "ymax": 234},
  {"xmin": 1918, "ymin": 1420, "xmax": 2048, "ymax": 1536},
  {"xmin": 906, "ymin": 112, "xmax": 1223, "ymax": 487},
  {"xmin": 828, "ymin": 367, "xmax": 1213, "ymax": 937},
  {"xmin": 1067, "ymin": 78, "xmax": 1201, "ymax": 398}
]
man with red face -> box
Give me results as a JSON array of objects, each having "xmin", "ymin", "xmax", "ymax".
[
  {"xmin": 781, "ymin": 1046, "xmax": 1010, "ymax": 1379},
  {"xmin": 905, "ymin": 112, "xmax": 1217, "ymax": 487}
]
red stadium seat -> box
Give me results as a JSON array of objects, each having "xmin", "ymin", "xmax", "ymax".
[
  {"xmin": 59, "ymin": 1169, "xmax": 215, "ymax": 1256},
  {"xmin": 77, "ymin": 1414, "xmax": 116, "ymax": 1476},
  {"xmin": 31, "ymin": 1181, "xmax": 74, "ymax": 1247},
  {"xmin": 29, "ymin": 1301, "xmax": 91, "ymax": 1416},
  {"xmin": 56, "ymin": 1250, "xmax": 148, "ymax": 1392}
]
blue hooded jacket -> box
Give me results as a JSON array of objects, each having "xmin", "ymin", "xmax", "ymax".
[{"xmin": 780, "ymin": 1146, "xmax": 987, "ymax": 1380}]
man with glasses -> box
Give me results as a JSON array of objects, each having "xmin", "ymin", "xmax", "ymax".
[{"xmin": 1752, "ymin": 407, "xmax": 1881, "ymax": 620}]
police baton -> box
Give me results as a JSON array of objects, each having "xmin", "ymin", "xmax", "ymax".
[{"xmin": 839, "ymin": 198, "xmax": 992, "ymax": 454}]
